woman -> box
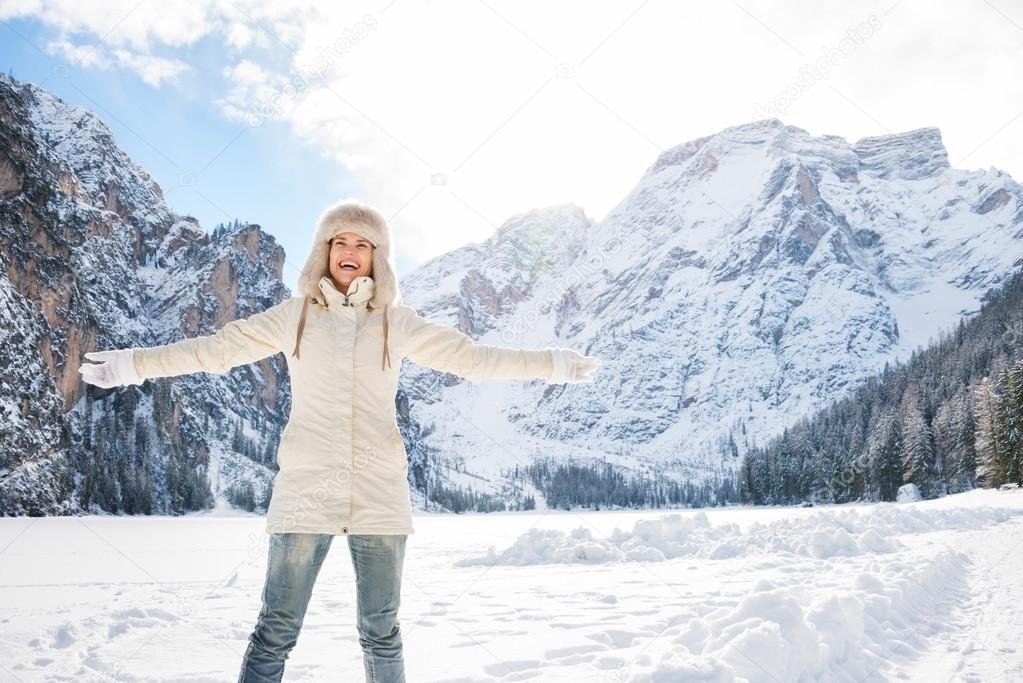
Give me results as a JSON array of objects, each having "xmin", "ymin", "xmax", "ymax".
[{"xmin": 79, "ymin": 199, "xmax": 601, "ymax": 682}]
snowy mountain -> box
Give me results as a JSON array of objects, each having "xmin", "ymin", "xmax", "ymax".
[
  {"xmin": 397, "ymin": 119, "xmax": 1023, "ymax": 502},
  {"xmin": 4, "ymin": 68, "xmax": 1023, "ymax": 516},
  {"xmin": 0, "ymin": 73, "xmax": 291, "ymax": 514},
  {"xmin": 740, "ymin": 265, "xmax": 1023, "ymax": 505}
]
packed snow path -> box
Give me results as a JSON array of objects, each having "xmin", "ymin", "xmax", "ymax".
[{"xmin": 1, "ymin": 489, "xmax": 1021, "ymax": 681}]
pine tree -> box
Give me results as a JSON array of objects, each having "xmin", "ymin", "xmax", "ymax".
[
  {"xmin": 900, "ymin": 389, "xmax": 937, "ymax": 496},
  {"xmin": 933, "ymin": 388, "xmax": 975, "ymax": 493},
  {"xmin": 997, "ymin": 362, "xmax": 1023, "ymax": 484},
  {"xmin": 974, "ymin": 376, "xmax": 1004, "ymax": 487},
  {"xmin": 867, "ymin": 408, "xmax": 902, "ymax": 501},
  {"xmin": 790, "ymin": 429, "xmax": 814, "ymax": 502},
  {"xmin": 739, "ymin": 451, "xmax": 761, "ymax": 504},
  {"xmin": 232, "ymin": 420, "xmax": 246, "ymax": 453}
]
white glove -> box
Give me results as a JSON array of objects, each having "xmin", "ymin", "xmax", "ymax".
[
  {"xmin": 79, "ymin": 349, "xmax": 144, "ymax": 388},
  {"xmin": 548, "ymin": 347, "xmax": 601, "ymax": 384}
]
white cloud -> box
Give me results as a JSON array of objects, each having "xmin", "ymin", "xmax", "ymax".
[
  {"xmin": 45, "ymin": 39, "xmax": 109, "ymax": 69},
  {"xmin": 112, "ymin": 49, "xmax": 189, "ymax": 87},
  {"xmin": 224, "ymin": 21, "xmax": 259, "ymax": 51},
  {"xmin": 44, "ymin": 39, "xmax": 189, "ymax": 87},
  {"xmin": 4, "ymin": 0, "xmax": 215, "ymax": 51},
  {"xmin": 216, "ymin": 59, "xmax": 293, "ymax": 125}
]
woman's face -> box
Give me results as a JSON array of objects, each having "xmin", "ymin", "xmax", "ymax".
[{"xmin": 328, "ymin": 231, "xmax": 374, "ymax": 292}]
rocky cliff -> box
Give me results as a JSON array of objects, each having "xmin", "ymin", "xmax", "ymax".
[{"xmin": 0, "ymin": 73, "xmax": 290, "ymax": 514}]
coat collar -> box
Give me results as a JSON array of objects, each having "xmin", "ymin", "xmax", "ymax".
[{"xmin": 318, "ymin": 275, "xmax": 375, "ymax": 309}]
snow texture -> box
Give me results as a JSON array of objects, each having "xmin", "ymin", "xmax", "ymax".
[{"xmin": 1, "ymin": 489, "xmax": 1021, "ymax": 681}]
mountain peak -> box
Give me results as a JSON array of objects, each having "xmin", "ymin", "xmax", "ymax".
[
  {"xmin": 646, "ymin": 119, "xmax": 813, "ymax": 177},
  {"xmin": 718, "ymin": 117, "xmax": 808, "ymax": 138},
  {"xmin": 495, "ymin": 203, "xmax": 590, "ymax": 238},
  {"xmin": 647, "ymin": 121, "xmax": 951, "ymax": 183},
  {"xmin": 853, "ymin": 127, "xmax": 949, "ymax": 180}
]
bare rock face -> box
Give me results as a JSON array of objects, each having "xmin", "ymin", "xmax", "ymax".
[{"xmin": 0, "ymin": 73, "xmax": 291, "ymax": 515}]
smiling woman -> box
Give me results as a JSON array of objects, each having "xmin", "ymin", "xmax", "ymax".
[
  {"xmin": 329, "ymin": 231, "xmax": 375, "ymax": 289},
  {"xmin": 78, "ymin": 198, "xmax": 601, "ymax": 682}
]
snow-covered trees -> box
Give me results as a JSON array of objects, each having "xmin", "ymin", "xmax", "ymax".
[
  {"xmin": 900, "ymin": 388, "xmax": 937, "ymax": 497},
  {"xmin": 527, "ymin": 457, "xmax": 738, "ymax": 510},
  {"xmin": 998, "ymin": 362, "xmax": 1023, "ymax": 484},
  {"xmin": 867, "ymin": 407, "xmax": 903, "ymax": 502},
  {"xmin": 933, "ymin": 388, "xmax": 975, "ymax": 493},
  {"xmin": 740, "ymin": 268, "xmax": 1023, "ymax": 504},
  {"xmin": 72, "ymin": 382, "xmax": 215, "ymax": 515},
  {"xmin": 974, "ymin": 362, "xmax": 1023, "ymax": 488}
]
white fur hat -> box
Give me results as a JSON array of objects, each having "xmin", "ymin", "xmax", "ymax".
[
  {"xmin": 296, "ymin": 198, "xmax": 401, "ymax": 309},
  {"xmin": 292, "ymin": 198, "xmax": 401, "ymax": 369}
]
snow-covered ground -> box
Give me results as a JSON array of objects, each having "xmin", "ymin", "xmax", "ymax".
[{"xmin": 1, "ymin": 490, "xmax": 1021, "ymax": 682}]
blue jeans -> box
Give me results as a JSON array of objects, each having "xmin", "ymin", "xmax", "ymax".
[{"xmin": 238, "ymin": 532, "xmax": 408, "ymax": 682}]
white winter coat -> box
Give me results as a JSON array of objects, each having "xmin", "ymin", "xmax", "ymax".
[{"xmin": 132, "ymin": 274, "xmax": 554, "ymax": 535}]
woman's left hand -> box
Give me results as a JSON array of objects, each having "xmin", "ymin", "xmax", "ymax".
[{"xmin": 548, "ymin": 347, "xmax": 601, "ymax": 384}]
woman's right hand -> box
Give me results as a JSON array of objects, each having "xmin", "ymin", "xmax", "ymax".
[{"xmin": 79, "ymin": 349, "xmax": 144, "ymax": 388}]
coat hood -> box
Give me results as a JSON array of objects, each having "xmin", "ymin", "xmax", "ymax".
[{"xmin": 297, "ymin": 198, "xmax": 401, "ymax": 310}]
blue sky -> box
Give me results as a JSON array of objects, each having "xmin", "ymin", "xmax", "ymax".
[{"xmin": 1, "ymin": 16, "xmax": 398, "ymax": 292}]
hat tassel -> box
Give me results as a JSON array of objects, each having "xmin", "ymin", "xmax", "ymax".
[
  {"xmin": 292, "ymin": 295, "xmax": 311, "ymax": 359},
  {"xmin": 381, "ymin": 304, "xmax": 392, "ymax": 370}
]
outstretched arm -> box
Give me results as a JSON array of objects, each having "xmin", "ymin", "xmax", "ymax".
[
  {"xmin": 132, "ymin": 297, "xmax": 296, "ymax": 380},
  {"xmin": 399, "ymin": 305, "xmax": 601, "ymax": 384},
  {"xmin": 398, "ymin": 305, "xmax": 554, "ymax": 384},
  {"xmin": 81, "ymin": 297, "xmax": 297, "ymax": 388}
]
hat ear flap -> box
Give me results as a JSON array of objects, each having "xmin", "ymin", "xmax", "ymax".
[
  {"xmin": 370, "ymin": 248, "xmax": 400, "ymax": 308},
  {"xmin": 299, "ymin": 238, "xmax": 331, "ymax": 299}
]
